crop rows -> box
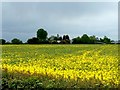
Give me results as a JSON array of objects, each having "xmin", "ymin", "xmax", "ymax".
[{"xmin": 1, "ymin": 45, "xmax": 119, "ymax": 89}]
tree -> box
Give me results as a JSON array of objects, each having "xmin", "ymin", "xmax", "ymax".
[
  {"xmin": 62, "ymin": 35, "xmax": 70, "ymax": 44},
  {"xmin": 89, "ymin": 35, "xmax": 97, "ymax": 44},
  {"xmin": 81, "ymin": 34, "xmax": 90, "ymax": 44},
  {"xmin": 27, "ymin": 37, "xmax": 39, "ymax": 44},
  {"xmin": 54, "ymin": 37, "xmax": 58, "ymax": 41},
  {"xmin": 57, "ymin": 34, "xmax": 59, "ymax": 39},
  {"xmin": 72, "ymin": 37, "xmax": 81, "ymax": 44},
  {"xmin": 66, "ymin": 35, "xmax": 70, "ymax": 40},
  {"xmin": 59, "ymin": 36, "xmax": 62, "ymax": 40},
  {"xmin": 100, "ymin": 38, "xmax": 104, "ymax": 42},
  {"xmin": 63, "ymin": 35, "xmax": 66, "ymax": 40},
  {"xmin": 0, "ymin": 39, "xmax": 6, "ymax": 44},
  {"xmin": 37, "ymin": 28, "xmax": 48, "ymax": 41},
  {"xmin": 48, "ymin": 36, "xmax": 58, "ymax": 44},
  {"xmin": 11, "ymin": 38, "xmax": 22, "ymax": 44},
  {"xmin": 6, "ymin": 41, "xmax": 11, "ymax": 44},
  {"xmin": 103, "ymin": 36, "xmax": 111, "ymax": 44}
]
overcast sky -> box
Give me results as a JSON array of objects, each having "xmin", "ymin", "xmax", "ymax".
[{"xmin": 2, "ymin": 2, "xmax": 118, "ymax": 42}]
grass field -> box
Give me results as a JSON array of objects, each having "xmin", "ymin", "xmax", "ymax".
[{"xmin": 1, "ymin": 44, "xmax": 119, "ymax": 89}]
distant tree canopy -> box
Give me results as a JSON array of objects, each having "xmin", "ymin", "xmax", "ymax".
[
  {"xmin": 89, "ymin": 35, "xmax": 97, "ymax": 44},
  {"xmin": 72, "ymin": 34, "xmax": 91, "ymax": 44},
  {"xmin": 103, "ymin": 36, "xmax": 111, "ymax": 44},
  {"xmin": 81, "ymin": 34, "xmax": 90, "ymax": 44},
  {"xmin": 72, "ymin": 34, "xmax": 111, "ymax": 44},
  {"xmin": 11, "ymin": 38, "xmax": 22, "ymax": 44},
  {"xmin": 37, "ymin": 28, "xmax": 48, "ymax": 41},
  {"xmin": 0, "ymin": 39, "xmax": 6, "ymax": 44},
  {"xmin": 72, "ymin": 37, "xmax": 81, "ymax": 44},
  {"xmin": 1, "ymin": 28, "xmax": 116, "ymax": 44},
  {"xmin": 27, "ymin": 37, "xmax": 39, "ymax": 44}
]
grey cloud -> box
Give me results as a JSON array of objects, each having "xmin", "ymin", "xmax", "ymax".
[{"xmin": 2, "ymin": 2, "xmax": 118, "ymax": 42}]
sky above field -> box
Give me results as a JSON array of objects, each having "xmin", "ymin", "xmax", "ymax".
[{"xmin": 2, "ymin": 2, "xmax": 118, "ymax": 42}]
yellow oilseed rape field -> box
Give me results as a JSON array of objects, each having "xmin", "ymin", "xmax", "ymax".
[{"xmin": 1, "ymin": 45, "xmax": 120, "ymax": 89}]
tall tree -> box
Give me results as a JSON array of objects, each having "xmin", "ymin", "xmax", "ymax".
[
  {"xmin": 66, "ymin": 35, "xmax": 70, "ymax": 40},
  {"xmin": 37, "ymin": 28, "xmax": 48, "ymax": 41},
  {"xmin": 63, "ymin": 35, "xmax": 70, "ymax": 40},
  {"xmin": 63, "ymin": 35, "xmax": 66, "ymax": 40},
  {"xmin": 62, "ymin": 35, "xmax": 70, "ymax": 44}
]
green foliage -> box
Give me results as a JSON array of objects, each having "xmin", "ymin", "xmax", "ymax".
[
  {"xmin": 72, "ymin": 34, "xmax": 112, "ymax": 44},
  {"xmin": 62, "ymin": 35, "xmax": 70, "ymax": 44},
  {"xmin": 48, "ymin": 36, "xmax": 58, "ymax": 44},
  {"xmin": 2, "ymin": 77, "xmax": 43, "ymax": 89},
  {"xmin": 11, "ymin": 38, "xmax": 22, "ymax": 44},
  {"xmin": 63, "ymin": 35, "xmax": 70, "ymax": 40},
  {"xmin": 27, "ymin": 37, "xmax": 39, "ymax": 44},
  {"xmin": 37, "ymin": 28, "xmax": 48, "ymax": 41},
  {"xmin": 72, "ymin": 36, "xmax": 81, "ymax": 44},
  {"xmin": 1, "ymin": 28, "xmax": 113, "ymax": 44},
  {"xmin": 81, "ymin": 34, "xmax": 90, "ymax": 44},
  {"xmin": 1, "ymin": 45, "xmax": 119, "ymax": 89},
  {"xmin": 0, "ymin": 39, "xmax": 6, "ymax": 44},
  {"xmin": 89, "ymin": 35, "xmax": 97, "ymax": 44},
  {"xmin": 48, "ymin": 34, "xmax": 64, "ymax": 44},
  {"xmin": 103, "ymin": 36, "xmax": 111, "ymax": 44}
]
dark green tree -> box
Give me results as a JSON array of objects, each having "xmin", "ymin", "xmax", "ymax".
[
  {"xmin": 37, "ymin": 28, "xmax": 48, "ymax": 41},
  {"xmin": 0, "ymin": 39, "xmax": 6, "ymax": 44},
  {"xmin": 72, "ymin": 37, "xmax": 81, "ymax": 44},
  {"xmin": 66, "ymin": 35, "xmax": 70, "ymax": 40},
  {"xmin": 89, "ymin": 35, "xmax": 97, "ymax": 44},
  {"xmin": 62, "ymin": 35, "xmax": 70, "ymax": 44},
  {"xmin": 63, "ymin": 35, "xmax": 66, "ymax": 40},
  {"xmin": 27, "ymin": 37, "xmax": 39, "ymax": 44},
  {"xmin": 103, "ymin": 36, "xmax": 111, "ymax": 44},
  {"xmin": 81, "ymin": 34, "xmax": 90, "ymax": 44},
  {"xmin": 59, "ymin": 36, "xmax": 62, "ymax": 40},
  {"xmin": 54, "ymin": 37, "xmax": 58, "ymax": 41},
  {"xmin": 100, "ymin": 38, "xmax": 104, "ymax": 42},
  {"xmin": 6, "ymin": 41, "xmax": 11, "ymax": 44},
  {"xmin": 48, "ymin": 36, "xmax": 58, "ymax": 44},
  {"xmin": 11, "ymin": 38, "xmax": 22, "ymax": 44}
]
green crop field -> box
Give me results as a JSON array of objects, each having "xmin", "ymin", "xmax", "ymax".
[{"xmin": 1, "ymin": 44, "xmax": 119, "ymax": 89}]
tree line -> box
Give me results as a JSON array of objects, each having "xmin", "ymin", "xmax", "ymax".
[{"xmin": 0, "ymin": 28, "xmax": 117, "ymax": 44}]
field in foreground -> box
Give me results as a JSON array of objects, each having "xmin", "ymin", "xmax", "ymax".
[{"xmin": 1, "ymin": 44, "xmax": 119, "ymax": 89}]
